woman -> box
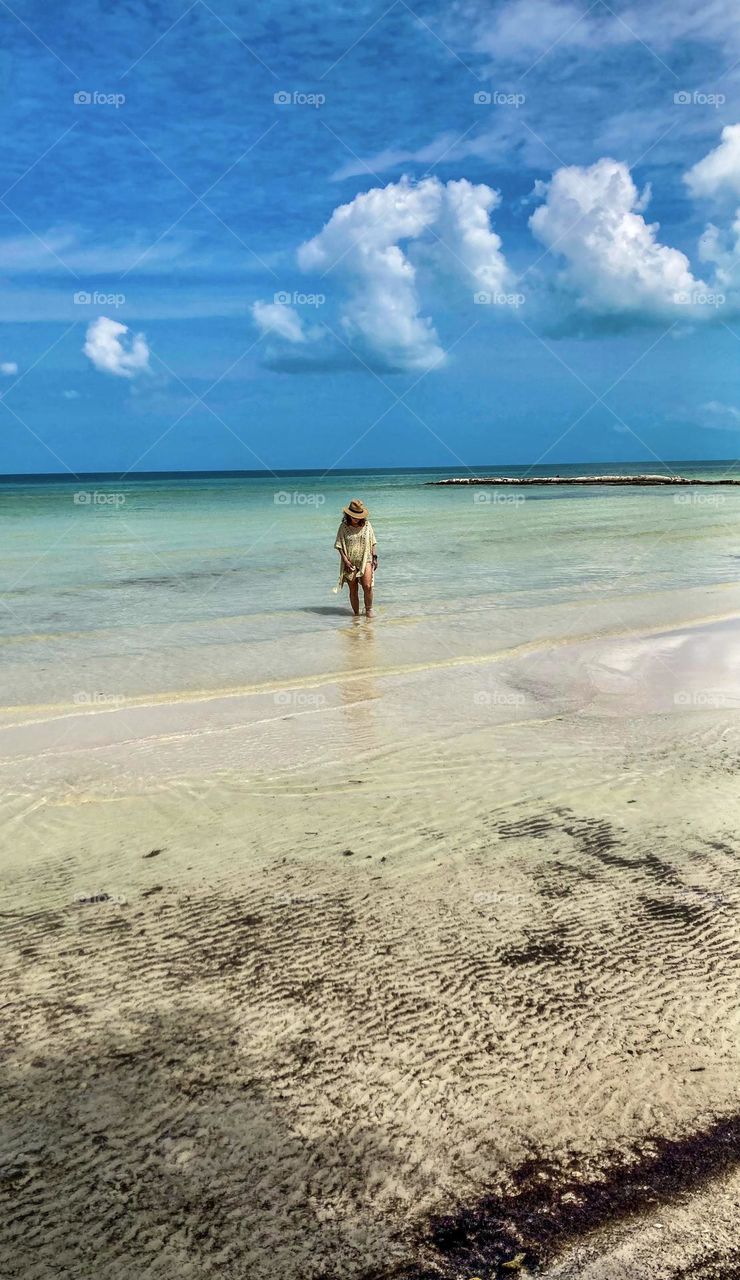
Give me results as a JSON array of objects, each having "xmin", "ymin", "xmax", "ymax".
[{"xmin": 334, "ymin": 498, "xmax": 377, "ymax": 617}]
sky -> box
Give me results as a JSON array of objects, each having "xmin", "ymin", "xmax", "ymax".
[{"xmin": 3, "ymin": 0, "xmax": 740, "ymax": 474}]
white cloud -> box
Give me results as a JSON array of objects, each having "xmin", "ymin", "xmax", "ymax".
[
  {"xmin": 0, "ymin": 361, "xmax": 18, "ymax": 375},
  {"xmin": 699, "ymin": 400, "xmax": 740, "ymax": 430},
  {"xmin": 471, "ymin": 0, "xmax": 621, "ymax": 60},
  {"xmin": 83, "ymin": 316, "xmax": 150, "ymax": 378},
  {"xmin": 685, "ymin": 124, "xmax": 740, "ymax": 201},
  {"xmin": 684, "ymin": 128, "xmax": 740, "ymax": 301},
  {"xmin": 298, "ymin": 176, "xmax": 445, "ymax": 372},
  {"xmin": 62, "ymin": 389, "xmax": 80, "ymax": 399},
  {"xmin": 697, "ymin": 210, "xmax": 740, "ymax": 291},
  {"xmin": 292, "ymin": 175, "xmax": 510, "ymax": 372},
  {"xmin": 437, "ymin": 179, "xmax": 509, "ymax": 294},
  {"xmin": 461, "ymin": 0, "xmax": 740, "ymax": 64},
  {"xmin": 251, "ymin": 300, "xmax": 311, "ymax": 343},
  {"xmin": 0, "ymin": 229, "xmax": 193, "ymax": 276},
  {"xmin": 529, "ymin": 157, "xmax": 708, "ymax": 319}
]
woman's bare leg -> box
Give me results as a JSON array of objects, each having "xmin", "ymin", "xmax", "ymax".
[
  {"xmin": 348, "ymin": 578, "xmax": 360, "ymax": 615},
  {"xmin": 361, "ymin": 564, "xmax": 373, "ymax": 616}
]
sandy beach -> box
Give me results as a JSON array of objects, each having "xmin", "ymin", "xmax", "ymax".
[
  {"xmin": 6, "ymin": 0, "xmax": 740, "ymax": 1265},
  {"xmin": 4, "ymin": 563, "xmax": 740, "ymax": 1278}
]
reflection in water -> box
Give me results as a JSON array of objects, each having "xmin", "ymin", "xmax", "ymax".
[{"xmin": 338, "ymin": 618, "xmax": 380, "ymax": 744}]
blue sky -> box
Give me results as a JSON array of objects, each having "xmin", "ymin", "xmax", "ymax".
[{"xmin": 3, "ymin": 0, "xmax": 740, "ymax": 474}]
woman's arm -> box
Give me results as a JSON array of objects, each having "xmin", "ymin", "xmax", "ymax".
[{"xmin": 334, "ymin": 526, "xmax": 352, "ymax": 570}]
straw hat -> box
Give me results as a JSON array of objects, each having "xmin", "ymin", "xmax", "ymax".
[{"xmin": 342, "ymin": 498, "xmax": 369, "ymax": 520}]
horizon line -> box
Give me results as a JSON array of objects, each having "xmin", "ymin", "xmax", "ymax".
[{"xmin": 2, "ymin": 459, "xmax": 739, "ymax": 482}]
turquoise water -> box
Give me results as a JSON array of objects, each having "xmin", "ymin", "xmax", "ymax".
[
  {"xmin": 2, "ymin": 463, "xmax": 740, "ymax": 627},
  {"xmin": 2, "ymin": 462, "xmax": 740, "ymax": 708}
]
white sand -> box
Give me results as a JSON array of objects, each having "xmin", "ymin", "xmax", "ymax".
[{"xmin": 3, "ymin": 597, "xmax": 740, "ymax": 1278}]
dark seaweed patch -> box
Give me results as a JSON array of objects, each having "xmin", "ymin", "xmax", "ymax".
[
  {"xmin": 641, "ymin": 896, "xmax": 707, "ymax": 929},
  {"xmin": 388, "ymin": 1114, "xmax": 740, "ymax": 1279},
  {"xmin": 560, "ymin": 816, "xmax": 622, "ymax": 860},
  {"xmin": 497, "ymin": 816, "xmax": 554, "ymax": 841},
  {"xmin": 498, "ymin": 931, "xmax": 571, "ymax": 967}
]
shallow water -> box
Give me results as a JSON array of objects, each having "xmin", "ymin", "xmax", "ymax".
[{"xmin": 3, "ymin": 463, "xmax": 740, "ymax": 707}]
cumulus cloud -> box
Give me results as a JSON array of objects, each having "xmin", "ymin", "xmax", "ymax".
[
  {"xmin": 254, "ymin": 132, "xmax": 740, "ymax": 369},
  {"xmin": 437, "ymin": 179, "xmax": 509, "ymax": 294},
  {"xmin": 685, "ymin": 124, "xmax": 740, "ymax": 201},
  {"xmin": 83, "ymin": 316, "xmax": 150, "ymax": 378},
  {"xmin": 252, "ymin": 300, "xmax": 313, "ymax": 343},
  {"xmin": 0, "ymin": 361, "xmax": 18, "ymax": 375},
  {"xmin": 255, "ymin": 175, "xmax": 511, "ymax": 373},
  {"xmin": 529, "ymin": 157, "xmax": 708, "ymax": 320},
  {"xmin": 696, "ymin": 211, "xmax": 740, "ymax": 293},
  {"xmin": 684, "ymin": 127, "xmax": 740, "ymax": 301},
  {"xmin": 297, "ymin": 176, "xmax": 446, "ymax": 372}
]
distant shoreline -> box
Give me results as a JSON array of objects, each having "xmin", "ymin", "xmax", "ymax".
[
  {"xmin": 429, "ymin": 475, "xmax": 740, "ymax": 486},
  {"xmin": 2, "ymin": 462, "xmax": 740, "ymax": 484}
]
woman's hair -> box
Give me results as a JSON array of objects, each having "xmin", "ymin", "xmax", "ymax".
[{"xmin": 345, "ymin": 513, "xmax": 365, "ymax": 524}]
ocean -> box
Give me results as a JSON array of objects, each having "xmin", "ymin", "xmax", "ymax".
[{"xmin": 3, "ymin": 462, "xmax": 740, "ymax": 709}]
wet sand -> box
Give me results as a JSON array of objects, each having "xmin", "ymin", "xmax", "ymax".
[{"xmin": 3, "ymin": 610, "xmax": 740, "ymax": 1278}]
